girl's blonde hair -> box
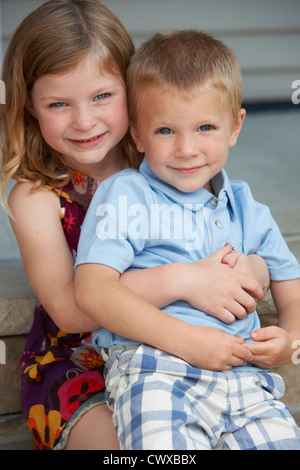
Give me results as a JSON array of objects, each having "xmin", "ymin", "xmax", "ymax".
[
  {"xmin": 127, "ymin": 30, "xmax": 242, "ymax": 127},
  {"xmin": 0, "ymin": 0, "xmax": 140, "ymax": 209}
]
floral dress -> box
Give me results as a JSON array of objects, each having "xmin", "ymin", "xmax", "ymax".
[{"xmin": 20, "ymin": 171, "xmax": 106, "ymax": 450}]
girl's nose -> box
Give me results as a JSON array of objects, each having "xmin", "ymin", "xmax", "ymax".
[{"xmin": 72, "ymin": 107, "xmax": 97, "ymax": 131}]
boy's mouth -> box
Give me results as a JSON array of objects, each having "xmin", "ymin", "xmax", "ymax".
[{"xmin": 172, "ymin": 166, "xmax": 203, "ymax": 175}]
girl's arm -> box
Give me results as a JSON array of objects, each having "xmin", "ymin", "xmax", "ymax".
[
  {"xmin": 121, "ymin": 245, "xmax": 266, "ymax": 324},
  {"xmin": 8, "ymin": 182, "xmax": 266, "ymax": 334},
  {"xmin": 10, "ymin": 183, "xmax": 191, "ymax": 333},
  {"xmin": 222, "ymin": 251, "xmax": 270, "ymax": 296},
  {"xmin": 75, "ymin": 262, "xmax": 253, "ymax": 370},
  {"xmin": 8, "ymin": 182, "xmax": 100, "ymax": 333}
]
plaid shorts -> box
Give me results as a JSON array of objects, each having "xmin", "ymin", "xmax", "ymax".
[{"xmin": 102, "ymin": 344, "xmax": 300, "ymax": 450}]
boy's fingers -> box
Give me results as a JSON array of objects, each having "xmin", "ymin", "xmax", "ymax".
[
  {"xmin": 246, "ymin": 342, "xmax": 267, "ymax": 355},
  {"xmin": 250, "ymin": 326, "xmax": 280, "ymax": 342},
  {"xmin": 234, "ymin": 343, "xmax": 253, "ymax": 362},
  {"xmin": 232, "ymin": 335, "xmax": 245, "ymax": 344}
]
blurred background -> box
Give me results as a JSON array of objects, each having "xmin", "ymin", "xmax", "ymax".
[
  {"xmin": 1, "ymin": 0, "xmax": 300, "ymax": 260},
  {"xmin": 2, "ymin": 0, "xmax": 300, "ymax": 101}
]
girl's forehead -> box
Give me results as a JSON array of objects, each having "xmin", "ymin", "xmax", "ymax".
[
  {"xmin": 33, "ymin": 55, "xmax": 123, "ymax": 92},
  {"xmin": 32, "ymin": 51, "xmax": 121, "ymax": 83}
]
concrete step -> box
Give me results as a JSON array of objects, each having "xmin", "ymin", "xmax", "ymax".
[
  {"xmin": 0, "ymin": 413, "xmax": 35, "ymax": 450},
  {"xmin": 0, "ymin": 290, "xmax": 299, "ymax": 450}
]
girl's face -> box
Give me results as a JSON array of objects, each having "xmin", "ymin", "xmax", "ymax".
[{"xmin": 27, "ymin": 54, "xmax": 129, "ymax": 180}]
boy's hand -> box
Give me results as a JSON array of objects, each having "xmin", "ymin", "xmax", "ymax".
[
  {"xmin": 246, "ymin": 326, "xmax": 296, "ymax": 368},
  {"xmin": 181, "ymin": 325, "xmax": 253, "ymax": 371}
]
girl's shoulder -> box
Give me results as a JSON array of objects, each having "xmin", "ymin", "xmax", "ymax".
[
  {"xmin": 8, "ymin": 167, "xmax": 97, "ymax": 218},
  {"xmin": 8, "ymin": 180, "xmax": 61, "ymax": 219}
]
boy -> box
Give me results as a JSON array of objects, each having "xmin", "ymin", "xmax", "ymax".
[{"xmin": 74, "ymin": 31, "xmax": 300, "ymax": 449}]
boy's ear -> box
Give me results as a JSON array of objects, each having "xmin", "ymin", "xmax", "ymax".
[
  {"xmin": 130, "ymin": 127, "xmax": 145, "ymax": 153},
  {"xmin": 228, "ymin": 108, "xmax": 246, "ymax": 148}
]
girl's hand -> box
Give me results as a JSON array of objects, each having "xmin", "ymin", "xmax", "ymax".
[
  {"xmin": 179, "ymin": 325, "xmax": 253, "ymax": 371},
  {"xmin": 180, "ymin": 245, "xmax": 262, "ymax": 325},
  {"xmin": 222, "ymin": 251, "xmax": 270, "ymax": 296},
  {"xmin": 246, "ymin": 326, "xmax": 295, "ymax": 368}
]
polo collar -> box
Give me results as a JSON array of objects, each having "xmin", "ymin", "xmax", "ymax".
[{"xmin": 139, "ymin": 157, "xmax": 237, "ymax": 217}]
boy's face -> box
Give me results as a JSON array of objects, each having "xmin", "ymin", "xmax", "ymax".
[{"xmin": 131, "ymin": 86, "xmax": 245, "ymax": 193}]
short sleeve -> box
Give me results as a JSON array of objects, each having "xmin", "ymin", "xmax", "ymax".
[
  {"xmin": 75, "ymin": 169, "xmax": 154, "ymax": 273},
  {"xmin": 237, "ymin": 182, "xmax": 300, "ymax": 281}
]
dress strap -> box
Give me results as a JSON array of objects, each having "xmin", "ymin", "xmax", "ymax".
[
  {"xmin": 44, "ymin": 185, "xmax": 73, "ymax": 204},
  {"xmin": 44, "ymin": 169, "xmax": 99, "ymax": 212}
]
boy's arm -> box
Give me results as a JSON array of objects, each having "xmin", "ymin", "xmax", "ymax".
[
  {"xmin": 273, "ymin": 278, "xmax": 300, "ymax": 340},
  {"xmin": 74, "ymin": 263, "xmax": 253, "ymax": 370},
  {"xmin": 248, "ymin": 278, "xmax": 300, "ymax": 367}
]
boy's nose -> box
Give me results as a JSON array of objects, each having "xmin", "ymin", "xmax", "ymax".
[{"xmin": 176, "ymin": 135, "xmax": 199, "ymax": 158}]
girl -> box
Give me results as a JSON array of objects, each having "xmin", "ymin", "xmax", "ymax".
[{"xmin": 0, "ymin": 0, "xmax": 268, "ymax": 450}]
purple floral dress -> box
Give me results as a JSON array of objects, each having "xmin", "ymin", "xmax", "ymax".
[{"xmin": 20, "ymin": 171, "xmax": 106, "ymax": 450}]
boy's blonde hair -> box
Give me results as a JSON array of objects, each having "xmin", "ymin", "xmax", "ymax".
[
  {"xmin": 127, "ymin": 30, "xmax": 242, "ymax": 127},
  {"xmin": 0, "ymin": 0, "xmax": 141, "ymax": 209}
]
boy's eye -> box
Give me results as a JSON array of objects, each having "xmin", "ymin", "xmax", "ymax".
[
  {"xmin": 199, "ymin": 124, "xmax": 214, "ymax": 132},
  {"xmin": 157, "ymin": 128, "xmax": 173, "ymax": 135}
]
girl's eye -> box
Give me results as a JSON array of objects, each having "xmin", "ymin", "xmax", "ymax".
[
  {"xmin": 95, "ymin": 93, "xmax": 110, "ymax": 100},
  {"xmin": 199, "ymin": 124, "xmax": 214, "ymax": 132},
  {"xmin": 50, "ymin": 102, "xmax": 67, "ymax": 108},
  {"xmin": 157, "ymin": 128, "xmax": 173, "ymax": 135}
]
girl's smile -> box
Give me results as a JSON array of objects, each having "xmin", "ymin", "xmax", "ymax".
[{"xmin": 68, "ymin": 132, "xmax": 108, "ymax": 149}]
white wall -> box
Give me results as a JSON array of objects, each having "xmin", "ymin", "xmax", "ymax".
[
  {"xmin": 0, "ymin": 0, "xmax": 299, "ymax": 261},
  {"xmin": 1, "ymin": 0, "xmax": 300, "ymax": 102}
]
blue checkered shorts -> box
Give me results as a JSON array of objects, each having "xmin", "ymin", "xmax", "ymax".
[{"xmin": 102, "ymin": 344, "xmax": 300, "ymax": 450}]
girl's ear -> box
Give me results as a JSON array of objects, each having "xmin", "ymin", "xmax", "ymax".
[
  {"xmin": 25, "ymin": 95, "xmax": 36, "ymax": 118},
  {"xmin": 228, "ymin": 108, "xmax": 246, "ymax": 148},
  {"xmin": 130, "ymin": 127, "xmax": 145, "ymax": 153}
]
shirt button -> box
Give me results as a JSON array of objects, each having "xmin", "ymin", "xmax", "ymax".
[
  {"xmin": 209, "ymin": 198, "xmax": 218, "ymax": 207},
  {"xmin": 215, "ymin": 220, "xmax": 222, "ymax": 229}
]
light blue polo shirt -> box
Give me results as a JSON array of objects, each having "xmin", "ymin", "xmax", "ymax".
[{"xmin": 75, "ymin": 158, "xmax": 300, "ymax": 351}]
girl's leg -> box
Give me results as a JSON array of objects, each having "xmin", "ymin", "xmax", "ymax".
[{"xmin": 65, "ymin": 404, "xmax": 119, "ymax": 450}]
